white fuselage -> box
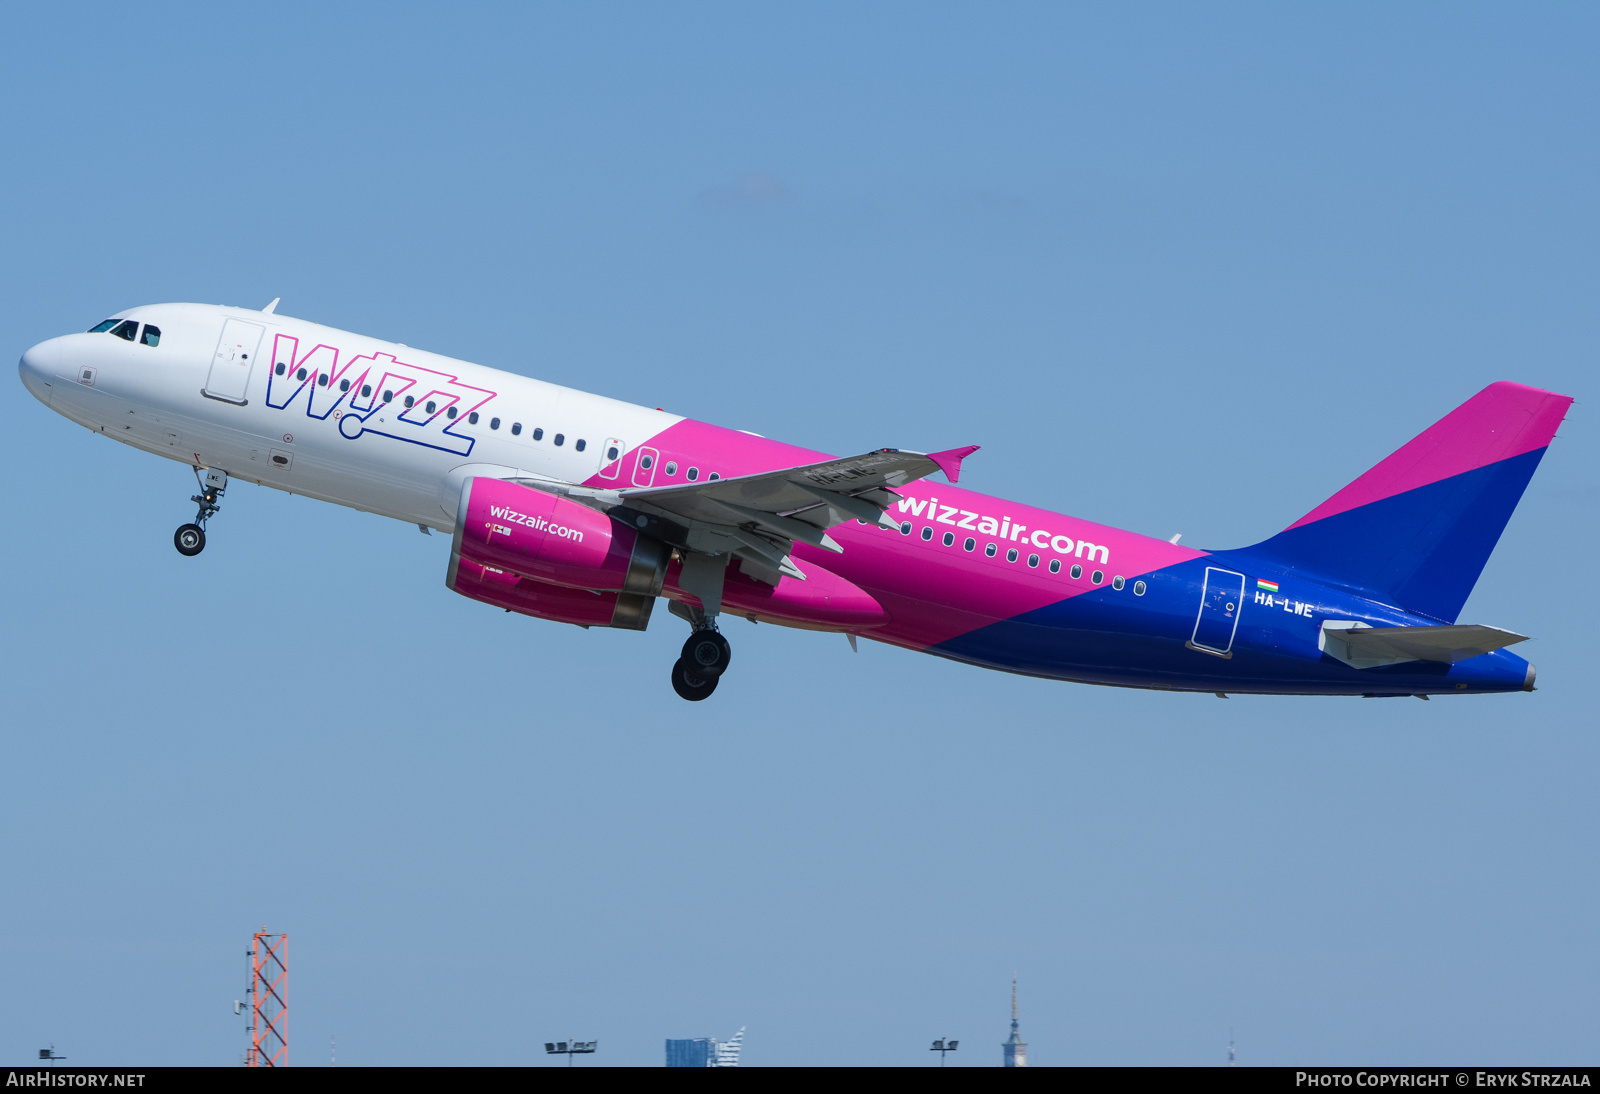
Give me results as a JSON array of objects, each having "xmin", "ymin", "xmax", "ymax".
[{"xmin": 21, "ymin": 302, "xmax": 677, "ymax": 529}]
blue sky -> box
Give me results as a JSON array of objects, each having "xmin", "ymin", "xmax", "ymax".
[{"xmin": 2, "ymin": 2, "xmax": 1595, "ymax": 1066}]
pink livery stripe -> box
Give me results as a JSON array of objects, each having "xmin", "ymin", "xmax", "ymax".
[
  {"xmin": 1285, "ymin": 382, "xmax": 1572, "ymax": 531},
  {"xmin": 586, "ymin": 417, "xmax": 1205, "ymax": 650}
]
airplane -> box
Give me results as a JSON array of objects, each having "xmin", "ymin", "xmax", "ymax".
[{"xmin": 18, "ymin": 300, "xmax": 1572, "ymax": 701}]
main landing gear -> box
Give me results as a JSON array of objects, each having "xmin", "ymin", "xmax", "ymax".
[
  {"xmin": 671, "ymin": 627, "xmax": 731, "ymax": 701},
  {"xmin": 667, "ymin": 552, "xmax": 734, "ymax": 702},
  {"xmin": 175, "ymin": 467, "xmax": 227, "ymax": 557},
  {"xmin": 666, "ymin": 601, "xmax": 733, "ymax": 702}
]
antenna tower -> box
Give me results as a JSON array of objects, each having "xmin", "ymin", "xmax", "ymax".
[
  {"xmin": 1002, "ymin": 973, "xmax": 1027, "ymax": 1067},
  {"xmin": 246, "ymin": 929, "xmax": 288, "ymax": 1067}
]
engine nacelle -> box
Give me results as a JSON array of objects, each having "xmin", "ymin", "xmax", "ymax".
[
  {"xmin": 452, "ymin": 476, "xmax": 668, "ymax": 598},
  {"xmin": 448, "ymin": 555, "xmax": 651, "ymax": 630}
]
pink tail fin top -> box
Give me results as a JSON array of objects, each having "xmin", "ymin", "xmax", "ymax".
[{"xmin": 1286, "ymin": 382, "xmax": 1572, "ymax": 531}]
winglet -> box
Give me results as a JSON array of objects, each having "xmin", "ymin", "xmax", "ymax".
[{"xmin": 926, "ymin": 445, "xmax": 980, "ymax": 484}]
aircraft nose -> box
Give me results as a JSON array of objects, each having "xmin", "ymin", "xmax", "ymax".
[{"xmin": 18, "ymin": 338, "xmax": 61, "ymax": 405}]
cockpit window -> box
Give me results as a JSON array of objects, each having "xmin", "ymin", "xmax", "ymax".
[
  {"xmin": 140, "ymin": 325, "xmax": 161, "ymax": 347},
  {"xmin": 88, "ymin": 320, "xmax": 118, "ymax": 333},
  {"xmin": 110, "ymin": 320, "xmax": 139, "ymax": 341}
]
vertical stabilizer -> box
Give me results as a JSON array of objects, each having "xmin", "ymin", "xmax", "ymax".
[{"xmin": 1243, "ymin": 382, "xmax": 1571, "ymax": 622}]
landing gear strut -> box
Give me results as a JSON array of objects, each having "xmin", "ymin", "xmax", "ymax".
[
  {"xmin": 175, "ymin": 467, "xmax": 226, "ymax": 557},
  {"xmin": 669, "ymin": 552, "xmax": 733, "ymax": 701}
]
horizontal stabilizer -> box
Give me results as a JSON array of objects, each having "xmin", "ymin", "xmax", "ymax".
[{"xmin": 1320, "ymin": 621, "xmax": 1527, "ymax": 669}]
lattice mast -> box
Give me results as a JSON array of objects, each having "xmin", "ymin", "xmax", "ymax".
[{"xmin": 247, "ymin": 929, "xmax": 288, "ymax": 1067}]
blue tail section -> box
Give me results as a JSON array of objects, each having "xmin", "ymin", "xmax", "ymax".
[
  {"xmin": 1240, "ymin": 448, "xmax": 1549, "ymax": 622},
  {"xmin": 1236, "ymin": 382, "xmax": 1571, "ymax": 622}
]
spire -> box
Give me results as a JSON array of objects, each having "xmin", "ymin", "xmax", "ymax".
[{"xmin": 1003, "ymin": 973, "xmax": 1027, "ymax": 1066}]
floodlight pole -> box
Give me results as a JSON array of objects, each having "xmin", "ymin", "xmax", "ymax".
[
  {"xmin": 930, "ymin": 1037, "xmax": 959, "ymax": 1066},
  {"xmin": 544, "ymin": 1039, "xmax": 597, "ymax": 1065}
]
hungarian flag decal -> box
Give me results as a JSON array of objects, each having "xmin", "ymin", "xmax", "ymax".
[{"xmin": 1257, "ymin": 579, "xmax": 1280, "ymax": 593}]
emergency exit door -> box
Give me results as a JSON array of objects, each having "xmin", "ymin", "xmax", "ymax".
[
  {"xmin": 203, "ymin": 318, "xmax": 265, "ymax": 405},
  {"xmin": 1189, "ymin": 566, "xmax": 1246, "ymax": 656}
]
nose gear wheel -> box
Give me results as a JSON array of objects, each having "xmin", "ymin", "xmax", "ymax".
[
  {"xmin": 174, "ymin": 466, "xmax": 227, "ymax": 556},
  {"xmin": 174, "ymin": 524, "xmax": 206, "ymax": 556}
]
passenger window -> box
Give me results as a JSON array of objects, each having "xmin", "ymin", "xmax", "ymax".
[
  {"xmin": 1049, "ymin": 559, "xmax": 1061, "ymax": 574},
  {"xmin": 1134, "ymin": 580, "xmax": 1147, "ymax": 596},
  {"xmin": 900, "ymin": 521, "xmax": 912, "ymax": 535},
  {"xmin": 921, "ymin": 527, "xmax": 933, "ymax": 541},
  {"xmin": 1092, "ymin": 570, "xmax": 1104, "ymax": 585},
  {"xmin": 469, "ymin": 412, "xmax": 480, "ymax": 425},
  {"xmin": 985, "ymin": 543, "xmax": 997, "ymax": 557},
  {"xmin": 964, "ymin": 537, "xmax": 975, "ymax": 552},
  {"xmin": 404, "ymin": 395, "xmax": 415, "ymax": 408},
  {"xmin": 297, "ymin": 368, "xmax": 308, "ymax": 381},
  {"xmin": 942, "ymin": 532, "xmax": 955, "ymax": 547},
  {"xmin": 89, "ymin": 319, "xmax": 118, "ymax": 332},
  {"xmin": 607, "ymin": 445, "xmax": 620, "ymax": 461},
  {"xmin": 140, "ymin": 325, "xmax": 161, "ymax": 347},
  {"xmin": 383, "ymin": 390, "xmax": 393, "ymax": 402},
  {"xmin": 554, "ymin": 433, "xmax": 564, "ymax": 446},
  {"xmin": 512, "ymin": 422, "xmax": 522, "ymax": 436},
  {"xmin": 447, "ymin": 406, "xmax": 457, "ymax": 419},
  {"xmin": 425, "ymin": 400, "xmax": 436, "ymax": 413},
  {"xmin": 576, "ymin": 439, "xmax": 586, "ymax": 452},
  {"xmin": 1071, "ymin": 564, "xmax": 1082, "ymax": 579},
  {"xmin": 665, "ymin": 461, "xmax": 677, "ymax": 475},
  {"xmin": 687, "ymin": 467, "xmax": 699, "ymax": 481},
  {"xmin": 490, "ymin": 417, "xmax": 500, "ymax": 429},
  {"xmin": 1007, "ymin": 548, "xmax": 1019, "ymax": 563},
  {"xmin": 361, "ymin": 384, "xmax": 372, "ymax": 397},
  {"xmin": 1112, "ymin": 576, "xmax": 1125, "ymax": 591},
  {"xmin": 110, "ymin": 320, "xmax": 138, "ymax": 340},
  {"xmin": 532, "ymin": 428, "xmax": 543, "ymax": 441},
  {"xmin": 1028, "ymin": 553, "xmax": 1039, "ymax": 568},
  {"xmin": 318, "ymin": 374, "xmax": 328, "ymax": 386},
  {"xmin": 275, "ymin": 363, "xmax": 286, "ymax": 376},
  {"xmin": 339, "ymin": 379, "xmax": 350, "ymax": 392},
  {"xmin": 708, "ymin": 473, "xmax": 720, "ymax": 481},
  {"xmin": 639, "ymin": 454, "xmax": 652, "ymax": 469}
]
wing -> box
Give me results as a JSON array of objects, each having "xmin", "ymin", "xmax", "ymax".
[{"xmin": 609, "ymin": 445, "xmax": 978, "ymax": 583}]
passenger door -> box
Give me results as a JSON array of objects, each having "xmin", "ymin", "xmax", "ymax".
[
  {"xmin": 1189, "ymin": 566, "xmax": 1246, "ymax": 656},
  {"xmin": 203, "ymin": 319, "xmax": 265, "ymax": 405}
]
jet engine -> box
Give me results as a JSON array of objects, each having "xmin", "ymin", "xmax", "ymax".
[
  {"xmin": 449, "ymin": 476, "xmax": 667, "ymax": 629},
  {"xmin": 448, "ymin": 554, "xmax": 648, "ymax": 629},
  {"xmin": 447, "ymin": 475, "xmax": 891, "ymax": 634}
]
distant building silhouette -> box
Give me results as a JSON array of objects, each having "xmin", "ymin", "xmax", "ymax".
[
  {"xmin": 666, "ymin": 1027, "xmax": 744, "ymax": 1067},
  {"xmin": 1003, "ymin": 974, "xmax": 1027, "ymax": 1067}
]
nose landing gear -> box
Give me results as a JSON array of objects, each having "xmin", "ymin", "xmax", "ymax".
[{"xmin": 175, "ymin": 467, "xmax": 227, "ymax": 557}]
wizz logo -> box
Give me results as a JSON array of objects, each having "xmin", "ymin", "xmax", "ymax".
[{"xmin": 265, "ymin": 333, "xmax": 495, "ymax": 457}]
